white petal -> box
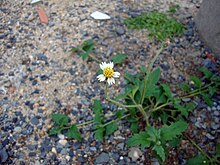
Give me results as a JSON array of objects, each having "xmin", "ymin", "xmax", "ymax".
[
  {"xmin": 97, "ymin": 74, "xmax": 106, "ymax": 82},
  {"xmin": 107, "ymin": 77, "xmax": 115, "ymax": 85},
  {"xmin": 100, "ymin": 62, "xmax": 106, "ymax": 70},
  {"xmin": 113, "ymin": 72, "xmax": 120, "ymax": 78},
  {"xmin": 109, "ymin": 62, "xmax": 114, "ymax": 69}
]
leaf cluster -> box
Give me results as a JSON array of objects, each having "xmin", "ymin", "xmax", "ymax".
[
  {"xmin": 127, "ymin": 120, "xmax": 188, "ymax": 161},
  {"xmin": 48, "ymin": 114, "xmax": 82, "ymax": 141},
  {"xmin": 124, "ymin": 11, "xmax": 185, "ymax": 41},
  {"xmin": 70, "ymin": 39, "xmax": 94, "ymax": 60}
]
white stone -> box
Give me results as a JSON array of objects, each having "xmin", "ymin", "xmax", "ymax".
[
  {"xmin": 51, "ymin": 147, "xmax": 57, "ymax": 154},
  {"xmin": 90, "ymin": 11, "xmax": 110, "ymax": 20},
  {"xmin": 58, "ymin": 134, "xmax": 65, "ymax": 140},
  {"xmin": 59, "ymin": 139, "xmax": 67, "ymax": 146}
]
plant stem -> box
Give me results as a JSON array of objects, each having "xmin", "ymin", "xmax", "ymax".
[
  {"xmin": 140, "ymin": 45, "xmax": 164, "ymax": 104},
  {"xmin": 178, "ymin": 83, "xmax": 214, "ymax": 99},
  {"xmin": 102, "ymin": 114, "xmax": 130, "ymax": 127},
  {"xmin": 129, "ymin": 95, "xmax": 149, "ymax": 126},
  {"xmin": 105, "ymin": 83, "xmax": 141, "ymax": 109},
  {"xmin": 184, "ymin": 134, "xmax": 212, "ymax": 161},
  {"xmin": 88, "ymin": 54, "xmax": 101, "ymax": 63},
  {"xmin": 150, "ymin": 102, "xmax": 170, "ymax": 113}
]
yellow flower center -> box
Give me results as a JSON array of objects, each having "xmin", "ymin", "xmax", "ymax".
[{"xmin": 103, "ymin": 67, "xmax": 114, "ymax": 78}]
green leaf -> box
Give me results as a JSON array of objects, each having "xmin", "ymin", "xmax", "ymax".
[
  {"xmin": 161, "ymin": 111, "xmax": 168, "ymax": 124},
  {"xmin": 185, "ymin": 102, "xmax": 197, "ymax": 112},
  {"xmin": 106, "ymin": 122, "xmax": 118, "ymax": 136},
  {"xmin": 51, "ymin": 114, "xmax": 69, "ymax": 126},
  {"xmin": 199, "ymin": 67, "xmax": 213, "ymax": 79},
  {"xmin": 168, "ymin": 137, "xmax": 180, "ymax": 147},
  {"xmin": 208, "ymin": 86, "xmax": 217, "ymax": 96},
  {"xmin": 67, "ymin": 124, "xmax": 82, "ymax": 141},
  {"xmin": 127, "ymin": 131, "xmax": 151, "ymax": 149},
  {"xmin": 161, "ymin": 120, "xmax": 188, "ymax": 141},
  {"xmin": 80, "ymin": 52, "xmax": 89, "ymax": 60},
  {"xmin": 216, "ymin": 143, "xmax": 220, "ymax": 155},
  {"xmin": 145, "ymin": 67, "xmax": 161, "ymax": 97},
  {"xmin": 201, "ymin": 94, "xmax": 213, "ymax": 107},
  {"xmin": 112, "ymin": 53, "xmax": 127, "ymax": 64},
  {"xmin": 153, "ymin": 145, "xmax": 166, "ymax": 162},
  {"xmin": 179, "ymin": 83, "xmax": 190, "ymax": 92},
  {"xmin": 95, "ymin": 127, "xmax": 105, "ymax": 141},
  {"xmin": 116, "ymin": 109, "xmax": 126, "ymax": 119},
  {"xmin": 93, "ymin": 100, "xmax": 103, "ymax": 124},
  {"xmin": 174, "ymin": 101, "xmax": 188, "ymax": 117},
  {"xmin": 48, "ymin": 126, "xmax": 62, "ymax": 136},
  {"xmin": 140, "ymin": 65, "xmax": 147, "ymax": 74},
  {"xmin": 161, "ymin": 84, "xmax": 172, "ymax": 99},
  {"xmin": 132, "ymin": 85, "xmax": 139, "ymax": 97},
  {"xmin": 70, "ymin": 47, "xmax": 80, "ymax": 52},
  {"xmin": 146, "ymin": 126, "xmax": 160, "ymax": 142},
  {"xmin": 190, "ymin": 76, "xmax": 202, "ymax": 89},
  {"xmin": 130, "ymin": 122, "xmax": 139, "ymax": 134},
  {"xmin": 186, "ymin": 154, "xmax": 208, "ymax": 165}
]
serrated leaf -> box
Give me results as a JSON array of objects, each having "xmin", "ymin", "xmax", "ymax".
[
  {"xmin": 130, "ymin": 122, "xmax": 139, "ymax": 134},
  {"xmin": 186, "ymin": 154, "xmax": 208, "ymax": 165},
  {"xmin": 82, "ymin": 39, "xmax": 94, "ymax": 52},
  {"xmin": 161, "ymin": 84, "xmax": 172, "ymax": 99},
  {"xmin": 145, "ymin": 67, "xmax": 161, "ymax": 97},
  {"xmin": 112, "ymin": 53, "xmax": 127, "ymax": 64},
  {"xmin": 153, "ymin": 145, "xmax": 166, "ymax": 162},
  {"xmin": 140, "ymin": 65, "xmax": 147, "ymax": 74},
  {"xmin": 51, "ymin": 114, "xmax": 69, "ymax": 126},
  {"xmin": 174, "ymin": 101, "xmax": 188, "ymax": 117},
  {"xmin": 201, "ymin": 94, "xmax": 213, "ymax": 107},
  {"xmin": 106, "ymin": 122, "xmax": 118, "ymax": 136},
  {"xmin": 67, "ymin": 124, "xmax": 82, "ymax": 141},
  {"xmin": 48, "ymin": 127, "xmax": 62, "ymax": 136},
  {"xmin": 93, "ymin": 100, "xmax": 103, "ymax": 124},
  {"xmin": 208, "ymin": 86, "xmax": 216, "ymax": 96},
  {"xmin": 185, "ymin": 102, "xmax": 197, "ymax": 112},
  {"xmin": 116, "ymin": 109, "xmax": 125, "ymax": 119},
  {"xmin": 190, "ymin": 76, "xmax": 202, "ymax": 89},
  {"xmin": 146, "ymin": 126, "xmax": 160, "ymax": 142},
  {"xmin": 80, "ymin": 52, "xmax": 89, "ymax": 60},
  {"xmin": 179, "ymin": 83, "xmax": 190, "ymax": 92},
  {"xmin": 161, "ymin": 120, "xmax": 188, "ymax": 141},
  {"xmin": 95, "ymin": 127, "xmax": 105, "ymax": 141},
  {"xmin": 199, "ymin": 67, "xmax": 213, "ymax": 79},
  {"xmin": 161, "ymin": 111, "xmax": 168, "ymax": 124},
  {"xmin": 127, "ymin": 131, "xmax": 151, "ymax": 149},
  {"xmin": 168, "ymin": 137, "xmax": 180, "ymax": 147}
]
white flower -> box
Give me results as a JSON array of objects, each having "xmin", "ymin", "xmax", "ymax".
[{"xmin": 97, "ymin": 62, "xmax": 120, "ymax": 85}]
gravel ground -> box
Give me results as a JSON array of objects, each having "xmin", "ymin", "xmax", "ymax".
[{"xmin": 0, "ymin": 0, "xmax": 219, "ymax": 164}]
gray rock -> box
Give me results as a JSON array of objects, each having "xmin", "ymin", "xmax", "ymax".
[
  {"xmin": 31, "ymin": 116, "xmax": 39, "ymax": 125},
  {"xmin": 195, "ymin": 0, "xmax": 220, "ymax": 58},
  {"xmin": 95, "ymin": 152, "xmax": 109, "ymax": 164},
  {"xmin": 14, "ymin": 126, "xmax": 22, "ymax": 133},
  {"xmin": 0, "ymin": 148, "xmax": 8, "ymax": 163},
  {"xmin": 116, "ymin": 27, "xmax": 125, "ymax": 36}
]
